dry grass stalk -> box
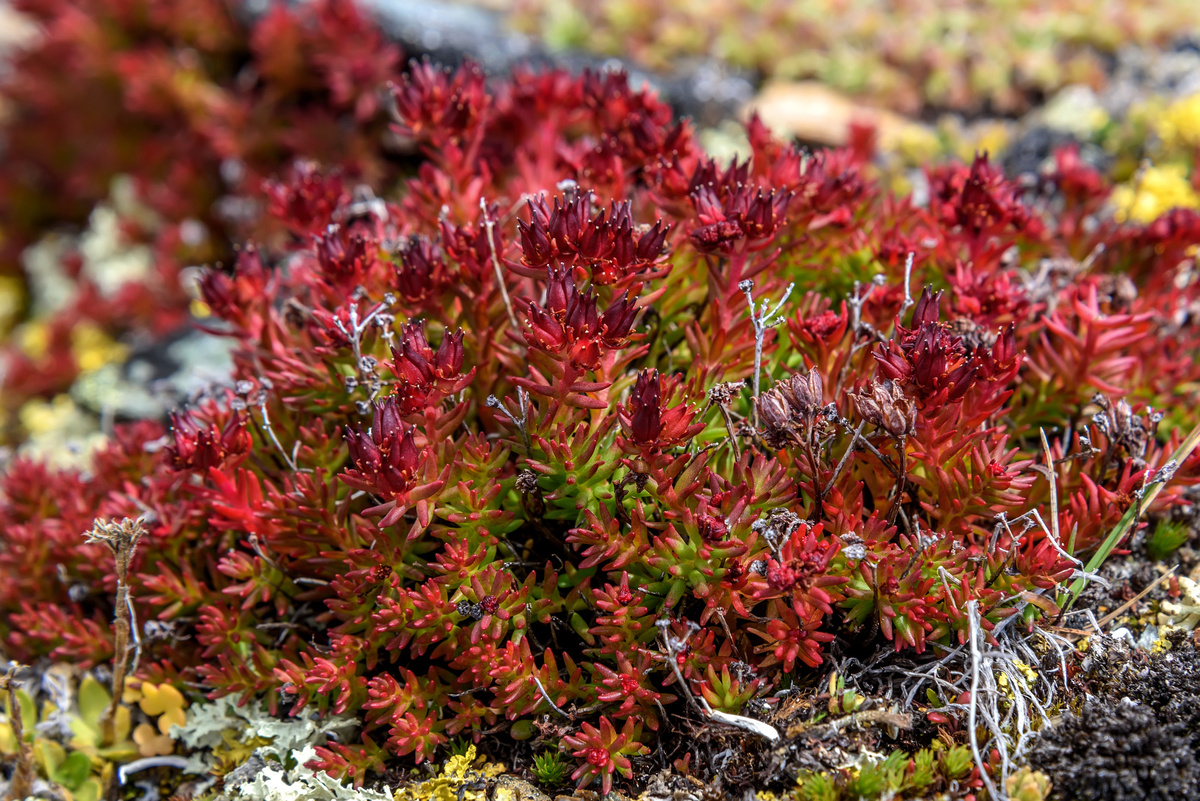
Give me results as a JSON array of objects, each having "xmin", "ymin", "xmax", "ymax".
[{"xmin": 83, "ymin": 517, "xmax": 145, "ymax": 745}]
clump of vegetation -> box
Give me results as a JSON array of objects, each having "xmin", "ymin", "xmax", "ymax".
[{"xmin": 3, "ymin": 2, "xmax": 1200, "ymax": 800}]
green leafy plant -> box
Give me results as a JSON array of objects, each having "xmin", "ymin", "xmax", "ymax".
[
  {"xmin": 532, "ymin": 751, "xmax": 571, "ymax": 788},
  {"xmin": 1147, "ymin": 519, "xmax": 1192, "ymax": 561},
  {"xmin": 794, "ymin": 743, "xmax": 980, "ymax": 801}
]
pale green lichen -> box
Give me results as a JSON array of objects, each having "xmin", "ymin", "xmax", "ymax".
[
  {"xmin": 171, "ymin": 696, "xmax": 357, "ymax": 781},
  {"xmin": 231, "ymin": 745, "xmax": 392, "ymax": 801}
]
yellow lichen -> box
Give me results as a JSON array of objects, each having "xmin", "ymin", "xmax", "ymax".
[
  {"xmin": 70, "ymin": 322, "xmax": 129, "ymax": 374},
  {"xmin": 1110, "ymin": 163, "xmax": 1200, "ymax": 223},
  {"xmin": 19, "ymin": 395, "xmax": 83, "ymax": 438},
  {"xmin": 1158, "ymin": 92, "xmax": 1200, "ymax": 151},
  {"xmin": 15, "ymin": 320, "xmax": 50, "ymax": 359},
  {"xmin": 132, "ymin": 722, "xmax": 175, "ymax": 757},
  {"xmin": 0, "ymin": 276, "xmax": 24, "ymax": 334},
  {"xmin": 393, "ymin": 746, "xmax": 505, "ymax": 801},
  {"xmin": 894, "ymin": 122, "xmax": 942, "ymax": 166}
]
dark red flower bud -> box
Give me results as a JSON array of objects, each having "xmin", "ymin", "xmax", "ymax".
[
  {"xmin": 394, "ymin": 235, "xmax": 445, "ymax": 302},
  {"xmin": 314, "ymin": 225, "xmax": 377, "ymax": 288},
  {"xmin": 690, "ymin": 220, "xmax": 744, "ymax": 252},
  {"xmin": 343, "ymin": 398, "xmax": 424, "ymax": 497},
  {"xmin": 993, "ymin": 323, "xmax": 1016, "ymax": 367},
  {"xmin": 545, "ymin": 266, "xmax": 574, "ymax": 316},
  {"xmin": 374, "ymin": 399, "xmax": 404, "ymax": 447},
  {"xmin": 959, "ymin": 154, "xmax": 1007, "ymax": 231},
  {"xmin": 433, "ymin": 330, "xmax": 464, "ymax": 379},
  {"xmin": 911, "ymin": 287, "xmax": 941, "ymax": 328},
  {"xmin": 345, "ymin": 424, "xmax": 383, "ymax": 472},
  {"xmin": 166, "ymin": 411, "xmax": 251, "ymax": 472},
  {"xmin": 692, "ymin": 186, "xmax": 726, "ymax": 225},
  {"xmin": 526, "ymin": 303, "xmax": 567, "ymax": 351},
  {"xmin": 200, "ymin": 247, "xmax": 269, "ymax": 322},
  {"xmin": 740, "ymin": 188, "xmax": 791, "ymax": 240},
  {"xmin": 766, "ymin": 560, "xmax": 798, "ymax": 593},
  {"xmin": 941, "ymin": 362, "xmax": 978, "ymax": 402},
  {"xmin": 525, "ymin": 269, "xmax": 640, "ymax": 368},
  {"xmin": 392, "ymin": 60, "xmax": 488, "ymax": 142},
  {"xmin": 635, "ymin": 220, "xmax": 669, "ymax": 262},
  {"xmin": 389, "ymin": 323, "xmax": 469, "ymax": 412},
  {"xmin": 599, "ymin": 291, "xmax": 638, "ymax": 345},
  {"xmin": 698, "ymin": 515, "xmax": 729, "ymax": 542},
  {"xmin": 517, "ymin": 216, "xmax": 554, "ymax": 266},
  {"xmin": 264, "ymin": 161, "xmax": 346, "ymax": 237},
  {"xmin": 628, "ymin": 369, "xmax": 663, "ymax": 444},
  {"xmin": 199, "ymin": 270, "xmax": 235, "ymax": 318},
  {"xmin": 564, "ymin": 287, "xmax": 600, "ymax": 334},
  {"xmin": 392, "ymin": 332, "xmax": 434, "ymax": 386},
  {"xmin": 389, "ymin": 426, "xmax": 421, "ymax": 479}
]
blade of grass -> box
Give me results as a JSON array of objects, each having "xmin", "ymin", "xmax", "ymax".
[{"xmin": 1060, "ymin": 420, "xmax": 1200, "ymax": 615}]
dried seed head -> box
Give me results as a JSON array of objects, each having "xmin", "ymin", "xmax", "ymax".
[
  {"xmin": 516, "ymin": 469, "xmax": 544, "ymax": 519},
  {"xmin": 852, "ymin": 379, "xmax": 917, "ymax": 439},
  {"xmin": 756, "ymin": 387, "xmax": 794, "ymax": 448},
  {"xmin": 516, "ymin": 470, "xmax": 538, "ymax": 494},
  {"xmin": 456, "ymin": 600, "xmax": 483, "ymax": 620},
  {"xmin": 778, "ymin": 367, "xmax": 824, "ymax": 415},
  {"xmin": 707, "ymin": 380, "xmax": 746, "ymax": 408},
  {"xmin": 756, "ymin": 368, "xmax": 828, "ymax": 447}
]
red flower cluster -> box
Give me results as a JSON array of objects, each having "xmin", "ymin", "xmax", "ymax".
[
  {"xmin": 342, "ymin": 398, "xmax": 447, "ymax": 527},
  {"xmin": 523, "ymin": 266, "xmax": 639, "ymax": 371},
  {"xmin": 518, "ymin": 195, "xmax": 670, "ymax": 286}
]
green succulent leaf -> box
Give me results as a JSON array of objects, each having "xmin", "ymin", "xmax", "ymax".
[{"xmin": 77, "ymin": 675, "xmax": 110, "ymax": 730}]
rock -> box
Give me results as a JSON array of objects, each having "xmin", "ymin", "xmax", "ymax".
[
  {"xmin": 636, "ymin": 770, "xmax": 710, "ymax": 801},
  {"xmin": 490, "ymin": 776, "xmax": 550, "ymax": 801},
  {"xmin": 746, "ymin": 81, "xmax": 909, "ymax": 148},
  {"xmin": 222, "ymin": 753, "xmax": 269, "ymax": 793},
  {"xmin": 262, "ymin": 0, "xmax": 753, "ymax": 127}
]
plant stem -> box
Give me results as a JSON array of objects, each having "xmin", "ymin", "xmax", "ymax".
[
  {"xmin": 481, "ymin": 198, "xmax": 520, "ymax": 331},
  {"xmin": 1, "ymin": 664, "xmax": 36, "ymax": 800},
  {"xmin": 84, "ymin": 518, "xmax": 145, "ymax": 745},
  {"xmin": 739, "ymin": 279, "xmax": 794, "ymax": 429}
]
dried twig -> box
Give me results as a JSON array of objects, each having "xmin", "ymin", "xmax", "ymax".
[
  {"xmin": 532, "ymin": 676, "xmax": 570, "ymax": 719},
  {"xmin": 739, "ymin": 279, "xmax": 795, "ymax": 428},
  {"xmin": 898, "ymin": 252, "xmax": 916, "ymax": 320},
  {"xmin": 84, "ymin": 517, "xmax": 145, "ymax": 745},
  {"xmin": 966, "ymin": 601, "xmax": 1003, "ymax": 801},
  {"xmin": 1062, "ymin": 419, "xmax": 1200, "ymax": 613},
  {"xmin": 823, "ymin": 420, "xmax": 866, "ymax": 496},
  {"xmin": 656, "ymin": 619, "xmax": 780, "ymax": 742},
  {"xmin": 480, "ymin": 198, "xmax": 520, "ymax": 331}
]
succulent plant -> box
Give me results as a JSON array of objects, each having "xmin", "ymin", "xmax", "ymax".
[{"xmin": 2, "ymin": 8, "xmax": 1200, "ymax": 801}]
